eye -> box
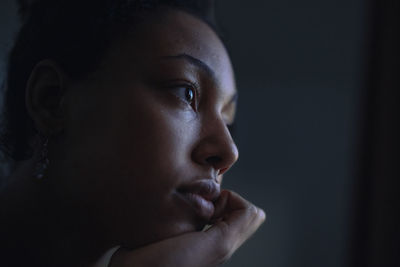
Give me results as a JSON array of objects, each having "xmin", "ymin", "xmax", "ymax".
[{"xmin": 170, "ymin": 84, "xmax": 197, "ymax": 108}]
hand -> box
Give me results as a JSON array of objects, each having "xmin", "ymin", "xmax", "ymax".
[{"xmin": 108, "ymin": 190, "xmax": 266, "ymax": 267}]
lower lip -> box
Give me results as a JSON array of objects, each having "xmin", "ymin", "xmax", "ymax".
[{"xmin": 176, "ymin": 192, "xmax": 215, "ymax": 220}]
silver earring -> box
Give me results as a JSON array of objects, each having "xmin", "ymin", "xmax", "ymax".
[{"xmin": 34, "ymin": 137, "xmax": 49, "ymax": 180}]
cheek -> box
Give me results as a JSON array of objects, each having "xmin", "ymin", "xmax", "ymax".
[
  {"xmin": 113, "ymin": 104, "xmax": 194, "ymax": 187},
  {"xmin": 60, "ymin": 86, "xmax": 201, "ymax": 236},
  {"xmin": 98, "ymin": 93, "xmax": 202, "ymax": 238},
  {"xmin": 91, "ymin": 88, "xmax": 199, "ymax": 198}
]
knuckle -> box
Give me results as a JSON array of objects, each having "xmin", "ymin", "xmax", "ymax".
[
  {"xmin": 258, "ymin": 208, "xmax": 266, "ymax": 222},
  {"xmin": 245, "ymin": 205, "xmax": 266, "ymax": 224},
  {"xmin": 246, "ymin": 205, "xmax": 258, "ymax": 216}
]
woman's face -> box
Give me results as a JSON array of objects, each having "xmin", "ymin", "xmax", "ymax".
[{"xmin": 51, "ymin": 9, "xmax": 238, "ymax": 248}]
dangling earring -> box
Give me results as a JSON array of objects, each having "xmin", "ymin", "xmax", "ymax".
[{"xmin": 34, "ymin": 136, "xmax": 49, "ymax": 180}]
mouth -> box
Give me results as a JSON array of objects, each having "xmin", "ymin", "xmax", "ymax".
[{"xmin": 175, "ymin": 179, "xmax": 221, "ymax": 221}]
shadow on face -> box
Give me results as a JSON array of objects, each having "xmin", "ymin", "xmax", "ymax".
[{"xmin": 29, "ymin": 8, "xmax": 239, "ymax": 248}]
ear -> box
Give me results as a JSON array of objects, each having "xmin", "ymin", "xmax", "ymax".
[{"xmin": 25, "ymin": 59, "xmax": 68, "ymax": 136}]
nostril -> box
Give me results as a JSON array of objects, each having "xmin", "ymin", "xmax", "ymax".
[
  {"xmin": 205, "ymin": 155, "xmax": 222, "ymax": 165},
  {"xmin": 218, "ymin": 168, "xmax": 228, "ymax": 176},
  {"xmin": 206, "ymin": 156, "xmax": 230, "ymax": 176}
]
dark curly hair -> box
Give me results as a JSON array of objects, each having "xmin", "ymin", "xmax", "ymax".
[{"xmin": 0, "ymin": 0, "xmax": 219, "ymax": 161}]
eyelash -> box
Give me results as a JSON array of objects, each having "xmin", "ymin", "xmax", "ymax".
[
  {"xmin": 168, "ymin": 81, "xmax": 200, "ymax": 110},
  {"xmin": 166, "ymin": 81, "xmax": 235, "ymax": 137}
]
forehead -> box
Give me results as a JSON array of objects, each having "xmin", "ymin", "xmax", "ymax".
[{"xmin": 106, "ymin": 9, "xmax": 236, "ymax": 96}]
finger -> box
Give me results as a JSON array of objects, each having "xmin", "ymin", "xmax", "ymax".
[
  {"xmin": 210, "ymin": 189, "xmax": 229, "ymax": 222},
  {"xmin": 205, "ymin": 191, "xmax": 266, "ymax": 256},
  {"xmin": 211, "ymin": 189, "xmax": 253, "ymax": 222},
  {"xmin": 212, "ymin": 190, "xmax": 265, "ymax": 226},
  {"xmin": 109, "ymin": 231, "xmax": 217, "ymax": 267},
  {"xmin": 109, "ymin": 191, "xmax": 265, "ymax": 267},
  {"xmin": 223, "ymin": 191, "xmax": 266, "ymax": 232}
]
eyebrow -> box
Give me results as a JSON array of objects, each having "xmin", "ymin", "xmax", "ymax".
[{"xmin": 160, "ymin": 53, "xmax": 217, "ymax": 82}]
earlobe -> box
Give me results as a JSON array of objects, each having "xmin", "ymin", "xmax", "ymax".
[{"xmin": 25, "ymin": 59, "xmax": 68, "ymax": 136}]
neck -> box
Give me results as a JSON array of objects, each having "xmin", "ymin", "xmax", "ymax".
[{"xmin": 0, "ymin": 159, "xmax": 114, "ymax": 267}]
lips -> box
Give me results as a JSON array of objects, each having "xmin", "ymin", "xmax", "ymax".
[{"xmin": 176, "ymin": 179, "xmax": 221, "ymax": 221}]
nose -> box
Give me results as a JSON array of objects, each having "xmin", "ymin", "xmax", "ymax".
[{"xmin": 192, "ymin": 117, "xmax": 239, "ymax": 176}]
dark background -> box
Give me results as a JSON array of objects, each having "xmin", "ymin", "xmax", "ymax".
[
  {"xmin": 215, "ymin": 1, "xmax": 366, "ymax": 267},
  {"xmin": 0, "ymin": 0, "xmax": 373, "ymax": 266}
]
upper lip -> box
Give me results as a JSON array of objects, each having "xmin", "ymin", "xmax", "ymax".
[{"xmin": 177, "ymin": 179, "xmax": 221, "ymax": 202}]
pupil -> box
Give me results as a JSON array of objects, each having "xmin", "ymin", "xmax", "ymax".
[{"xmin": 186, "ymin": 88, "xmax": 194, "ymax": 102}]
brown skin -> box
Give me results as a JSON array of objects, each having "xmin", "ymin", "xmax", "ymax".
[{"xmin": 0, "ymin": 8, "xmax": 265, "ymax": 266}]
